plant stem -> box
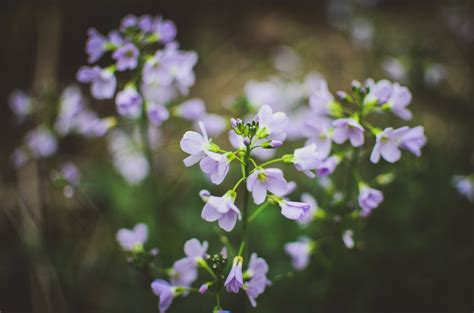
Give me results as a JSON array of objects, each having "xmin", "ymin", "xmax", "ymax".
[
  {"xmin": 248, "ymin": 202, "xmax": 270, "ymax": 222},
  {"xmin": 241, "ymin": 145, "xmax": 251, "ymax": 258}
]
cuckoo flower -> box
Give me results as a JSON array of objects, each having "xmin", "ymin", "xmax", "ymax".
[
  {"xmin": 292, "ymin": 144, "xmax": 321, "ymax": 178},
  {"xmin": 309, "ymin": 80, "xmax": 334, "ymax": 116},
  {"xmin": 224, "ymin": 256, "xmax": 244, "ymax": 293},
  {"xmin": 342, "ymin": 230, "xmax": 355, "ymax": 249},
  {"xmin": 284, "ymin": 238, "xmax": 313, "ymax": 270},
  {"xmin": 199, "ymin": 151, "xmax": 231, "ymax": 185},
  {"xmin": 316, "ymin": 156, "xmax": 339, "ymax": 177},
  {"xmin": 170, "ymin": 239, "xmax": 208, "ymax": 288},
  {"xmin": 77, "ymin": 66, "xmax": 116, "ymax": 100},
  {"xmin": 358, "ymin": 186, "xmax": 384, "ymax": 216},
  {"xmin": 151, "ymin": 279, "xmax": 176, "ymax": 313},
  {"xmin": 298, "ymin": 193, "xmax": 318, "ymax": 225},
  {"xmin": 400, "ymin": 126, "xmax": 427, "ymax": 157},
  {"xmin": 183, "ymin": 238, "xmax": 208, "ymax": 262},
  {"xmin": 25, "ymin": 127, "xmax": 57, "ymax": 158},
  {"xmin": 256, "ymin": 105, "xmax": 289, "ymax": 142},
  {"xmin": 175, "ymin": 98, "xmax": 206, "ymax": 121},
  {"xmin": 386, "ymin": 83, "xmax": 413, "ymax": 120},
  {"xmin": 180, "ymin": 122, "xmax": 211, "ymax": 167},
  {"xmin": 116, "ymin": 223, "xmax": 148, "ymax": 251},
  {"xmin": 278, "ymin": 199, "xmax": 311, "ymax": 221},
  {"xmin": 201, "ymin": 191, "xmax": 241, "ymax": 232},
  {"xmin": 115, "ymin": 87, "xmax": 142, "ymax": 119},
  {"xmin": 332, "ymin": 118, "xmax": 365, "ymax": 147},
  {"xmin": 246, "ymin": 168, "xmax": 288, "ymax": 204},
  {"xmin": 452, "ymin": 175, "xmax": 474, "ymax": 203},
  {"xmin": 9, "ymin": 90, "xmax": 32, "ymax": 120},
  {"xmin": 147, "ymin": 103, "xmax": 170, "ymax": 127},
  {"xmin": 304, "ymin": 124, "xmax": 332, "ymax": 159},
  {"xmin": 364, "ymin": 79, "xmax": 392, "ymax": 105},
  {"xmin": 112, "ymin": 42, "xmax": 139, "ymax": 71},
  {"xmin": 151, "ymin": 17, "xmax": 177, "ymax": 43},
  {"xmin": 86, "ymin": 28, "xmax": 107, "ymax": 63},
  {"xmin": 244, "ymin": 253, "xmax": 271, "ymax": 307},
  {"xmin": 370, "ymin": 126, "xmax": 410, "ymax": 164}
]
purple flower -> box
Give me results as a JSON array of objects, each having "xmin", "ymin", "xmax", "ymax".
[
  {"xmin": 244, "ymin": 253, "xmax": 271, "ymax": 307},
  {"xmin": 77, "ymin": 66, "xmax": 116, "ymax": 99},
  {"xmin": 364, "ymin": 79, "xmax": 392, "ymax": 105},
  {"xmin": 244, "ymin": 80, "xmax": 284, "ymax": 111},
  {"xmin": 342, "ymin": 230, "xmax": 355, "ymax": 249},
  {"xmin": 284, "ymin": 238, "xmax": 313, "ymax": 270},
  {"xmin": 279, "ymin": 199, "xmax": 311, "ymax": 221},
  {"xmin": 257, "ymin": 105, "xmax": 289, "ymax": 142},
  {"xmin": 304, "ymin": 125, "xmax": 332, "ymax": 159},
  {"xmin": 298, "ymin": 193, "xmax": 317, "ymax": 225},
  {"xmin": 224, "ymin": 256, "xmax": 244, "ymax": 293},
  {"xmin": 120, "ymin": 14, "xmax": 138, "ymax": 30},
  {"xmin": 246, "ymin": 168, "xmax": 288, "ymax": 204},
  {"xmin": 115, "ymin": 87, "xmax": 142, "ymax": 119},
  {"xmin": 201, "ymin": 192, "xmax": 241, "ymax": 232},
  {"xmin": 55, "ymin": 85, "xmax": 87, "ymax": 136},
  {"xmin": 116, "ymin": 223, "xmax": 148, "ymax": 251},
  {"xmin": 86, "ymin": 28, "xmax": 107, "ymax": 63},
  {"xmin": 386, "ymin": 83, "xmax": 413, "ymax": 120},
  {"xmin": 316, "ymin": 156, "xmax": 339, "ymax": 177},
  {"xmin": 25, "ymin": 127, "xmax": 57, "ymax": 158},
  {"xmin": 452, "ymin": 175, "xmax": 474, "ymax": 203},
  {"xmin": 170, "ymin": 258, "xmax": 197, "ymax": 287},
  {"xmin": 112, "ymin": 43, "xmax": 139, "ymax": 71},
  {"xmin": 138, "ymin": 15, "xmax": 153, "ymax": 32},
  {"xmin": 180, "ymin": 122, "xmax": 211, "ymax": 167},
  {"xmin": 332, "ymin": 118, "xmax": 365, "ymax": 147},
  {"xmin": 152, "ymin": 17, "xmax": 177, "ymax": 43},
  {"xmin": 175, "ymin": 98, "xmax": 206, "ymax": 121},
  {"xmin": 358, "ymin": 186, "xmax": 384, "ymax": 216},
  {"xmin": 309, "ymin": 80, "xmax": 334, "ymax": 116},
  {"xmin": 151, "ymin": 279, "xmax": 175, "ymax": 313},
  {"xmin": 199, "ymin": 283, "xmax": 209, "ymax": 294},
  {"xmin": 198, "ymin": 114, "xmax": 227, "ymax": 137},
  {"xmin": 199, "ymin": 151, "xmax": 231, "ymax": 185},
  {"xmin": 9, "ymin": 90, "xmax": 32, "ymax": 120},
  {"xmin": 400, "ymin": 126, "xmax": 427, "ymax": 157},
  {"xmin": 370, "ymin": 127, "xmax": 410, "ymax": 164},
  {"xmin": 147, "ymin": 103, "xmax": 170, "ymax": 126},
  {"xmin": 184, "ymin": 238, "xmax": 208, "ymax": 261},
  {"xmin": 292, "ymin": 144, "xmax": 321, "ymax": 178},
  {"xmin": 60, "ymin": 162, "xmax": 80, "ymax": 186}
]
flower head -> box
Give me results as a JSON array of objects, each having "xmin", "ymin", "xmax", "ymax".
[
  {"xmin": 370, "ymin": 126, "xmax": 410, "ymax": 164},
  {"xmin": 284, "ymin": 238, "xmax": 313, "ymax": 270},
  {"xmin": 115, "ymin": 87, "xmax": 142, "ymax": 119},
  {"xmin": 292, "ymin": 144, "xmax": 321, "ymax": 178},
  {"xmin": 224, "ymin": 256, "xmax": 244, "ymax": 293},
  {"xmin": 247, "ymin": 168, "xmax": 288, "ymax": 204},
  {"xmin": 151, "ymin": 279, "xmax": 176, "ymax": 313},
  {"xmin": 358, "ymin": 186, "xmax": 384, "ymax": 216},
  {"xmin": 25, "ymin": 127, "xmax": 57, "ymax": 158},
  {"xmin": 309, "ymin": 80, "xmax": 334, "ymax": 116},
  {"xmin": 77, "ymin": 66, "xmax": 116, "ymax": 100},
  {"xmin": 112, "ymin": 43, "xmax": 139, "ymax": 71},
  {"xmin": 316, "ymin": 155, "xmax": 339, "ymax": 177},
  {"xmin": 184, "ymin": 238, "xmax": 208, "ymax": 261},
  {"xmin": 364, "ymin": 79, "xmax": 392, "ymax": 105},
  {"xmin": 116, "ymin": 223, "xmax": 148, "ymax": 251},
  {"xmin": 180, "ymin": 122, "xmax": 211, "ymax": 167},
  {"xmin": 332, "ymin": 118, "xmax": 365, "ymax": 147},
  {"xmin": 278, "ymin": 199, "xmax": 311, "ymax": 221},
  {"xmin": 386, "ymin": 83, "xmax": 412, "ymax": 120},
  {"xmin": 86, "ymin": 28, "xmax": 107, "ymax": 63},
  {"xmin": 400, "ymin": 126, "xmax": 427, "ymax": 157},
  {"xmin": 9, "ymin": 90, "xmax": 32, "ymax": 120},
  {"xmin": 342, "ymin": 230, "xmax": 355, "ymax": 249},
  {"xmin": 147, "ymin": 103, "xmax": 170, "ymax": 127},
  {"xmin": 175, "ymin": 98, "xmax": 206, "ymax": 121},
  {"xmin": 298, "ymin": 193, "xmax": 318, "ymax": 225},
  {"xmin": 201, "ymin": 192, "xmax": 241, "ymax": 232},
  {"xmin": 244, "ymin": 253, "xmax": 271, "ymax": 307},
  {"xmin": 256, "ymin": 105, "xmax": 288, "ymax": 142},
  {"xmin": 199, "ymin": 151, "xmax": 231, "ymax": 185}
]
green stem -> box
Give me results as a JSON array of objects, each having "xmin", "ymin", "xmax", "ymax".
[
  {"xmin": 248, "ymin": 202, "xmax": 270, "ymax": 222},
  {"xmin": 241, "ymin": 145, "xmax": 251, "ymax": 258},
  {"xmin": 256, "ymin": 157, "xmax": 284, "ymax": 169}
]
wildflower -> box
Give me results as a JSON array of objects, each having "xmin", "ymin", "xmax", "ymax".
[
  {"xmin": 198, "ymin": 114, "xmax": 227, "ymax": 137},
  {"xmin": 304, "ymin": 124, "xmax": 332, "ymax": 159},
  {"xmin": 86, "ymin": 28, "xmax": 107, "ymax": 63},
  {"xmin": 370, "ymin": 126, "xmax": 410, "ymax": 164},
  {"xmin": 9, "ymin": 90, "xmax": 32, "ymax": 120},
  {"xmin": 116, "ymin": 223, "xmax": 148, "ymax": 251},
  {"xmin": 170, "ymin": 258, "xmax": 197, "ymax": 287},
  {"xmin": 25, "ymin": 127, "xmax": 57, "ymax": 158},
  {"xmin": 224, "ymin": 256, "xmax": 244, "ymax": 293},
  {"xmin": 364, "ymin": 79, "xmax": 392, "ymax": 105},
  {"xmin": 180, "ymin": 122, "xmax": 211, "ymax": 167},
  {"xmin": 151, "ymin": 279, "xmax": 176, "ymax": 313},
  {"xmin": 77, "ymin": 66, "xmax": 116, "ymax": 99},
  {"xmin": 298, "ymin": 193, "xmax": 318, "ymax": 225},
  {"xmin": 256, "ymin": 105, "xmax": 288, "ymax": 142},
  {"xmin": 246, "ymin": 168, "xmax": 288, "ymax": 204},
  {"xmin": 400, "ymin": 126, "xmax": 427, "ymax": 157},
  {"xmin": 199, "ymin": 151, "xmax": 231, "ymax": 185},
  {"xmin": 115, "ymin": 87, "xmax": 142, "ymax": 119},
  {"xmin": 55, "ymin": 85, "xmax": 87, "ymax": 136},
  {"xmin": 332, "ymin": 118, "xmax": 365, "ymax": 147},
  {"xmin": 292, "ymin": 144, "xmax": 321, "ymax": 178},
  {"xmin": 147, "ymin": 103, "xmax": 170, "ymax": 127},
  {"xmin": 284, "ymin": 238, "xmax": 313, "ymax": 270},
  {"xmin": 112, "ymin": 42, "xmax": 139, "ymax": 71},
  {"xmin": 175, "ymin": 98, "xmax": 206, "ymax": 121},
  {"xmin": 452, "ymin": 175, "xmax": 474, "ymax": 202},
  {"xmin": 183, "ymin": 238, "xmax": 208, "ymax": 262},
  {"xmin": 201, "ymin": 191, "xmax": 241, "ymax": 232},
  {"xmin": 278, "ymin": 199, "xmax": 311, "ymax": 221},
  {"xmin": 199, "ymin": 283, "xmax": 209, "ymax": 294},
  {"xmin": 316, "ymin": 156, "xmax": 339, "ymax": 177},
  {"xmin": 342, "ymin": 230, "xmax": 355, "ymax": 249},
  {"xmin": 244, "ymin": 253, "xmax": 271, "ymax": 307},
  {"xmin": 309, "ymin": 80, "xmax": 334, "ymax": 116},
  {"xmin": 358, "ymin": 185, "xmax": 384, "ymax": 216},
  {"xmin": 151, "ymin": 17, "xmax": 177, "ymax": 43},
  {"xmin": 386, "ymin": 83, "xmax": 413, "ymax": 120}
]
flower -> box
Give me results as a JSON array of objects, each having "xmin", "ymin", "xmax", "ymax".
[
  {"xmin": 298, "ymin": 193, "xmax": 318, "ymax": 225},
  {"xmin": 147, "ymin": 103, "xmax": 170, "ymax": 127},
  {"xmin": 201, "ymin": 192, "xmax": 241, "ymax": 232},
  {"xmin": 256, "ymin": 105, "xmax": 289, "ymax": 142},
  {"xmin": 198, "ymin": 114, "xmax": 227, "ymax": 137},
  {"xmin": 120, "ymin": 14, "xmax": 138, "ymax": 30},
  {"xmin": 364, "ymin": 79, "xmax": 392, "ymax": 105},
  {"xmin": 184, "ymin": 238, "xmax": 208, "ymax": 261},
  {"xmin": 285, "ymin": 238, "xmax": 313, "ymax": 270},
  {"xmin": 244, "ymin": 253, "xmax": 271, "ymax": 307},
  {"xmin": 224, "ymin": 256, "xmax": 244, "ymax": 293},
  {"xmin": 86, "ymin": 28, "xmax": 107, "ymax": 63},
  {"xmin": 112, "ymin": 43, "xmax": 139, "ymax": 71},
  {"xmin": 55, "ymin": 85, "xmax": 87, "ymax": 136},
  {"xmin": 316, "ymin": 156, "xmax": 339, "ymax": 177},
  {"xmin": 279, "ymin": 199, "xmax": 311, "ymax": 221},
  {"xmin": 199, "ymin": 283, "xmax": 209, "ymax": 294},
  {"xmin": 60, "ymin": 162, "xmax": 81, "ymax": 186},
  {"xmin": 452, "ymin": 175, "xmax": 474, "ymax": 202},
  {"xmin": 77, "ymin": 66, "xmax": 116, "ymax": 100},
  {"xmin": 170, "ymin": 258, "xmax": 197, "ymax": 287},
  {"xmin": 246, "ymin": 168, "xmax": 288, "ymax": 204},
  {"xmin": 342, "ymin": 230, "xmax": 355, "ymax": 249},
  {"xmin": 180, "ymin": 122, "xmax": 211, "ymax": 167},
  {"xmin": 332, "ymin": 118, "xmax": 365, "ymax": 147},
  {"xmin": 304, "ymin": 125, "xmax": 332, "ymax": 159},
  {"xmin": 400, "ymin": 126, "xmax": 427, "ymax": 157},
  {"xmin": 25, "ymin": 127, "xmax": 57, "ymax": 158},
  {"xmin": 386, "ymin": 83, "xmax": 413, "ymax": 120},
  {"xmin": 151, "ymin": 17, "xmax": 177, "ymax": 43},
  {"xmin": 309, "ymin": 80, "xmax": 334, "ymax": 116},
  {"xmin": 151, "ymin": 279, "xmax": 176, "ymax": 313},
  {"xmin": 9, "ymin": 90, "xmax": 32, "ymax": 120},
  {"xmin": 175, "ymin": 98, "xmax": 206, "ymax": 121},
  {"xmin": 115, "ymin": 87, "xmax": 142, "ymax": 119},
  {"xmin": 358, "ymin": 186, "xmax": 384, "ymax": 216},
  {"xmin": 199, "ymin": 151, "xmax": 231, "ymax": 185},
  {"xmin": 292, "ymin": 144, "xmax": 321, "ymax": 178},
  {"xmin": 370, "ymin": 127, "xmax": 410, "ymax": 164},
  {"xmin": 116, "ymin": 223, "xmax": 148, "ymax": 251}
]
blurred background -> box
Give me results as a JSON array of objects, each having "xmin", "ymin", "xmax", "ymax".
[{"xmin": 1, "ymin": 0, "xmax": 473, "ymax": 312}]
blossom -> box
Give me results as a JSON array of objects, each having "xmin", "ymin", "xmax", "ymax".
[
  {"xmin": 452, "ymin": 175, "xmax": 474, "ymax": 202},
  {"xmin": 55, "ymin": 85, "xmax": 87, "ymax": 136},
  {"xmin": 170, "ymin": 258, "xmax": 197, "ymax": 287},
  {"xmin": 183, "ymin": 238, "xmax": 208, "ymax": 261},
  {"xmin": 120, "ymin": 14, "xmax": 138, "ymax": 30},
  {"xmin": 199, "ymin": 151, "xmax": 231, "ymax": 184},
  {"xmin": 298, "ymin": 193, "xmax": 317, "ymax": 225},
  {"xmin": 292, "ymin": 144, "xmax": 321, "ymax": 178},
  {"xmin": 256, "ymin": 105, "xmax": 288, "ymax": 142},
  {"xmin": 77, "ymin": 66, "xmax": 116, "ymax": 99},
  {"xmin": 279, "ymin": 199, "xmax": 311, "ymax": 221},
  {"xmin": 151, "ymin": 279, "xmax": 176, "ymax": 313},
  {"xmin": 382, "ymin": 57, "xmax": 407, "ymax": 82},
  {"xmin": 285, "ymin": 238, "xmax": 313, "ymax": 270},
  {"xmin": 201, "ymin": 192, "xmax": 241, "ymax": 232},
  {"xmin": 364, "ymin": 79, "xmax": 392, "ymax": 105},
  {"xmin": 400, "ymin": 126, "xmax": 427, "ymax": 157},
  {"xmin": 304, "ymin": 124, "xmax": 332, "ymax": 159},
  {"xmin": 152, "ymin": 17, "xmax": 177, "ymax": 43},
  {"xmin": 112, "ymin": 42, "xmax": 139, "ymax": 71},
  {"xmin": 342, "ymin": 230, "xmax": 355, "ymax": 249},
  {"xmin": 244, "ymin": 80, "xmax": 285, "ymax": 111},
  {"xmin": 358, "ymin": 186, "xmax": 384, "ymax": 216},
  {"xmin": 147, "ymin": 103, "xmax": 170, "ymax": 127},
  {"xmin": 116, "ymin": 223, "xmax": 148, "ymax": 251},
  {"xmin": 244, "ymin": 253, "xmax": 271, "ymax": 307},
  {"xmin": 316, "ymin": 156, "xmax": 339, "ymax": 177},
  {"xmin": 309, "ymin": 80, "xmax": 334, "ymax": 116},
  {"xmin": 86, "ymin": 28, "xmax": 107, "ymax": 63},
  {"xmin": 198, "ymin": 114, "xmax": 227, "ymax": 137},
  {"xmin": 370, "ymin": 127, "xmax": 410, "ymax": 164},
  {"xmin": 386, "ymin": 83, "xmax": 413, "ymax": 120},
  {"xmin": 224, "ymin": 256, "xmax": 244, "ymax": 293},
  {"xmin": 175, "ymin": 98, "xmax": 206, "ymax": 121},
  {"xmin": 246, "ymin": 168, "xmax": 288, "ymax": 204},
  {"xmin": 332, "ymin": 118, "xmax": 365, "ymax": 147},
  {"xmin": 60, "ymin": 162, "xmax": 81, "ymax": 186},
  {"xmin": 25, "ymin": 127, "xmax": 57, "ymax": 158},
  {"xmin": 180, "ymin": 122, "xmax": 211, "ymax": 167},
  {"xmin": 115, "ymin": 87, "xmax": 142, "ymax": 119},
  {"xmin": 9, "ymin": 90, "xmax": 32, "ymax": 120}
]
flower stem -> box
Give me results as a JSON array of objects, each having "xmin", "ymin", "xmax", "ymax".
[
  {"xmin": 258, "ymin": 157, "xmax": 284, "ymax": 169},
  {"xmin": 241, "ymin": 145, "xmax": 251, "ymax": 258},
  {"xmin": 248, "ymin": 202, "xmax": 270, "ymax": 223}
]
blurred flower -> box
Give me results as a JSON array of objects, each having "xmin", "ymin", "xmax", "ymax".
[
  {"xmin": 278, "ymin": 199, "xmax": 311, "ymax": 221},
  {"xmin": 247, "ymin": 168, "xmax": 288, "ymax": 204},
  {"xmin": 151, "ymin": 17, "xmax": 177, "ymax": 43},
  {"xmin": 292, "ymin": 144, "xmax": 321, "ymax": 178},
  {"xmin": 147, "ymin": 103, "xmax": 170, "ymax": 127},
  {"xmin": 9, "ymin": 90, "xmax": 32, "ymax": 121},
  {"xmin": 424, "ymin": 63, "xmax": 447, "ymax": 87},
  {"xmin": 112, "ymin": 42, "xmax": 139, "ymax": 71},
  {"xmin": 304, "ymin": 124, "xmax": 332, "ymax": 159},
  {"xmin": 309, "ymin": 80, "xmax": 334, "ymax": 116},
  {"xmin": 298, "ymin": 193, "xmax": 318, "ymax": 225},
  {"xmin": 170, "ymin": 258, "xmax": 197, "ymax": 288},
  {"xmin": 273, "ymin": 46, "xmax": 301, "ymax": 74},
  {"xmin": 364, "ymin": 79, "xmax": 392, "ymax": 105},
  {"xmin": 184, "ymin": 238, "xmax": 208, "ymax": 262},
  {"xmin": 351, "ymin": 18, "xmax": 374, "ymax": 49},
  {"xmin": 175, "ymin": 98, "xmax": 206, "ymax": 121},
  {"xmin": 244, "ymin": 253, "xmax": 271, "ymax": 307},
  {"xmin": 342, "ymin": 230, "xmax": 355, "ymax": 249},
  {"xmin": 11, "ymin": 148, "xmax": 29, "ymax": 168},
  {"xmin": 382, "ymin": 57, "xmax": 407, "ymax": 82},
  {"xmin": 86, "ymin": 28, "xmax": 107, "ymax": 63},
  {"xmin": 116, "ymin": 223, "xmax": 148, "ymax": 251},
  {"xmin": 452, "ymin": 175, "xmax": 474, "ymax": 202},
  {"xmin": 25, "ymin": 127, "xmax": 58, "ymax": 158},
  {"xmin": 284, "ymin": 238, "xmax": 313, "ymax": 270},
  {"xmin": 225, "ymin": 256, "xmax": 244, "ymax": 293},
  {"xmin": 386, "ymin": 83, "xmax": 413, "ymax": 121},
  {"xmin": 115, "ymin": 87, "xmax": 142, "ymax": 119},
  {"xmin": 77, "ymin": 66, "xmax": 117, "ymax": 100},
  {"xmin": 180, "ymin": 121, "xmax": 211, "ymax": 167},
  {"xmin": 151, "ymin": 279, "xmax": 176, "ymax": 313},
  {"xmin": 316, "ymin": 156, "xmax": 339, "ymax": 177},
  {"xmin": 257, "ymin": 105, "xmax": 288, "ymax": 142},
  {"xmin": 201, "ymin": 191, "xmax": 241, "ymax": 232},
  {"xmin": 199, "ymin": 151, "xmax": 231, "ymax": 185},
  {"xmin": 55, "ymin": 85, "xmax": 87, "ymax": 136},
  {"xmin": 197, "ymin": 114, "xmax": 227, "ymax": 137},
  {"xmin": 370, "ymin": 126, "xmax": 410, "ymax": 164},
  {"xmin": 332, "ymin": 118, "xmax": 365, "ymax": 147},
  {"xmin": 358, "ymin": 186, "xmax": 384, "ymax": 216},
  {"xmin": 400, "ymin": 126, "xmax": 427, "ymax": 157}
]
